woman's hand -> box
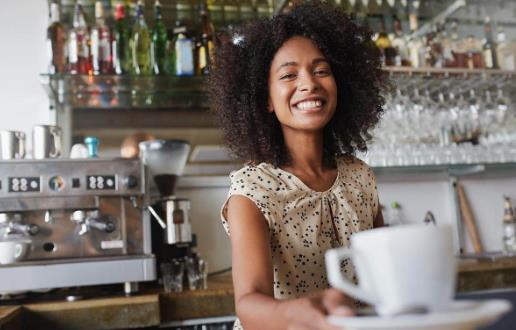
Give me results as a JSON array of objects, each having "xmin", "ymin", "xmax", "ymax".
[{"xmin": 282, "ymin": 288, "xmax": 354, "ymax": 330}]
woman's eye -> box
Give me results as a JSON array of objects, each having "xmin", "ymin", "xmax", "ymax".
[
  {"xmin": 280, "ymin": 73, "xmax": 297, "ymax": 80},
  {"xmin": 314, "ymin": 69, "xmax": 331, "ymax": 76}
]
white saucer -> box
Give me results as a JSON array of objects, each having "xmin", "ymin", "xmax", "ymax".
[{"xmin": 328, "ymin": 299, "xmax": 512, "ymax": 330}]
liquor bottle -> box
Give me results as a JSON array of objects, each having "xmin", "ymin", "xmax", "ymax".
[
  {"xmin": 438, "ymin": 23, "xmax": 454, "ymax": 68},
  {"xmin": 172, "ymin": 8, "xmax": 195, "ymax": 76},
  {"xmin": 151, "ymin": 0, "xmax": 168, "ymax": 75},
  {"xmin": 47, "ymin": 2, "xmax": 66, "ymax": 74},
  {"xmin": 449, "ymin": 20, "xmax": 465, "ymax": 68},
  {"xmin": 502, "ymin": 196, "xmax": 516, "ymax": 254},
  {"xmin": 131, "ymin": 1, "xmax": 152, "ymax": 75},
  {"xmin": 496, "ymin": 27, "xmax": 516, "ymax": 71},
  {"xmin": 91, "ymin": 1, "xmax": 113, "ymax": 75},
  {"xmin": 173, "ymin": 28, "xmax": 195, "ymax": 76},
  {"xmin": 427, "ymin": 26, "xmax": 444, "ymax": 68},
  {"xmin": 195, "ymin": 0, "xmax": 215, "ymax": 75},
  {"xmin": 390, "ymin": 17, "xmax": 409, "ymax": 67},
  {"xmin": 482, "ymin": 17, "xmax": 498, "ymax": 70},
  {"xmin": 407, "ymin": 2, "xmax": 425, "ymax": 68},
  {"xmin": 463, "ymin": 35, "xmax": 484, "ymax": 69},
  {"xmin": 112, "ymin": 2, "xmax": 131, "ymax": 75},
  {"xmin": 374, "ymin": 19, "xmax": 396, "ymax": 66},
  {"xmin": 68, "ymin": 0, "xmax": 91, "ymax": 75}
]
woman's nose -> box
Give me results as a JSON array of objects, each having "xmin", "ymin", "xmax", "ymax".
[{"xmin": 297, "ymin": 73, "xmax": 319, "ymax": 92}]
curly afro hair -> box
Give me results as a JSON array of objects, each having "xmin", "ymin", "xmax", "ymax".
[{"xmin": 209, "ymin": 0, "xmax": 388, "ymax": 167}]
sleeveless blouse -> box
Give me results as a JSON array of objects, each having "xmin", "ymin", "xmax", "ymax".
[{"xmin": 220, "ymin": 154, "xmax": 379, "ymax": 329}]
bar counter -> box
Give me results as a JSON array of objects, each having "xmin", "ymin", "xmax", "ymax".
[{"xmin": 2, "ymin": 258, "xmax": 516, "ymax": 330}]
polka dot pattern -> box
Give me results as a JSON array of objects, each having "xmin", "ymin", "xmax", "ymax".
[{"xmin": 221, "ymin": 154, "xmax": 379, "ymax": 329}]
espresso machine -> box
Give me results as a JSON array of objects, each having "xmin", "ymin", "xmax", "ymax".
[
  {"xmin": 0, "ymin": 158, "xmax": 156, "ymax": 294},
  {"xmin": 139, "ymin": 140, "xmax": 194, "ymax": 266}
]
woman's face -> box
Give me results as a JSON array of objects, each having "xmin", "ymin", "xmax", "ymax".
[{"xmin": 268, "ymin": 36, "xmax": 337, "ymax": 133}]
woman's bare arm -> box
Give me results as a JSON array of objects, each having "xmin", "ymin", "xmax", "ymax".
[{"xmin": 227, "ymin": 195, "xmax": 350, "ymax": 330}]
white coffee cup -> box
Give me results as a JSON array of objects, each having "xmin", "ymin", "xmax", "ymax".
[
  {"xmin": 0, "ymin": 240, "xmax": 30, "ymax": 264},
  {"xmin": 325, "ymin": 224, "xmax": 456, "ymax": 316}
]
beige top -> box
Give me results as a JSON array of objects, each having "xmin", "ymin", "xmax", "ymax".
[{"xmin": 221, "ymin": 154, "xmax": 379, "ymax": 328}]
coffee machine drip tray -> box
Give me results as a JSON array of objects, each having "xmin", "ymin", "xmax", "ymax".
[{"xmin": 0, "ymin": 255, "xmax": 156, "ymax": 293}]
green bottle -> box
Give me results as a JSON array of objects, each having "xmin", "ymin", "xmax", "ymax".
[
  {"xmin": 151, "ymin": 0, "xmax": 168, "ymax": 75},
  {"xmin": 131, "ymin": 1, "xmax": 152, "ymax": 75},
  {"xmin": 113, "ymin": 2, "xmax": 131, "ymax": 74}
]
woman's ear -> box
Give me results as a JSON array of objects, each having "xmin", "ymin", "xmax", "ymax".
[{"xmin": 267, "ymin": 99, "xmax": 274, "ymax": 113}]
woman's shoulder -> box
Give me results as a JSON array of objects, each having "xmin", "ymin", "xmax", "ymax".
[
  {"xmin": 336, "ymin": 153, "xmax": 376, "ymax": 183},
  {"xmin": 229, "ymin": 162, "xmax": 284, "ymax": 188},
  {"xmin": 336, "ymin": 153, "xmax": 371, "ymax": 171}
]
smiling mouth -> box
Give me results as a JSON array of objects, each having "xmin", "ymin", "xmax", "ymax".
[{"xmin": 293, "ymin": 99, "xmax": 325, "ymax": 111}]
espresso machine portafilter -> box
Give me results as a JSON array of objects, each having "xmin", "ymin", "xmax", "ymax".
[{"xmin": 140, "ymin": 140, "xmax": 194, "ymax": 263}]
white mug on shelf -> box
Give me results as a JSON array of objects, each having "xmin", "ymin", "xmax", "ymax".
[
  {"xmin": 325, "ymin": 224, "xmax": 456, "ymax": 316},
  {"xmin": 0, "ymin": 130, "xmax": 26, "ymax": 160},
  {"xmin": 32, "ymin": 125, "xmax": 62, "ymax": 159}
]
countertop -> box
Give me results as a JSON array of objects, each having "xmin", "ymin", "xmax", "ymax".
[{"xmin": 2, "ymin": 258, "xmax": 516, "ymax": 330}]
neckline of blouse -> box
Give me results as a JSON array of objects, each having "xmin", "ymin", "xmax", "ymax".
[{"xmin": 274, "ymin": 160, "xmax": 341, "ymax": 195}]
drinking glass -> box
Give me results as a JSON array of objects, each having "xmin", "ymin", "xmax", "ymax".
[
  {"xmin": 161, "ymin": 259, "xmax": 184, "ymax": 293},
  {"xmin": 185, "ymin": 256, "xmax": 208, "ymax": 290}
]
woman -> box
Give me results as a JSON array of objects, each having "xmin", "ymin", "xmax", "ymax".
[{"xmin": 209, "ymin": 1, "xmax": 388, "ymax": 329}]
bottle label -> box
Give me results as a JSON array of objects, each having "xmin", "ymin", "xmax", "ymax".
[
  {"xmin": 175, "ymin": 37, "xmax": 194, "ymax": 76},
  {"xmin": 69, "ymin": 35, "xmax": 79, "ymax": 63},
  {"xmin": 484, "ymin": 49, "xmax": 493, "ymax": 69},
  {"xmin": 199, "ymin": 45, "xmax": 207, "ymax": 70}
]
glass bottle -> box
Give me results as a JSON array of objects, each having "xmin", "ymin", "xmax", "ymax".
[
  {"xmin": 173, "ymin": 27, "xmax": 195, "ymax": 76},
  {"xmin": 407, "ymin": 3, "xmax": 425, "ymax": 68},
  {"xmin": 450, "ymin": 20, "xmax": 466, "ymax": 68},
  {"xmin": 195, "ymin": 0, "xmax": 215, "ymax": 75},
  {"xmin": 68, "ymin": 0, "xmax": 91, "ymax": 75},
  {"xmin": 502, "ymin": 196, "xmax": 516, "ymax": 255},
  {"xmin": 47, "ymin": 2, "xmax": 66, "ymax": 74},
  {"xmin": 151, "ymin": 0, "xmax": 168, "ymax": 75},
  {"xmin": 374, "ymin": 19, "xmax": 395, "ymax": 67},
  {"xmin": 112, "ymin": 2, "xmax": 131, "ymax": 75},
  {"xmin": 131, "ymin": 1, "xmax": 152, "ymax": 75},
  {"xmin": 91, "ymin": 1, "xmax": 113, "ymax": 75},
  {"xmin": 496, "ymin": 27, "xmax": 516, "ymax": 71},
  {"xmin": 463, "ymin": 34, "xmax": 484, "ymax": 69},
  {"xmin": 390, "ymin": 17, "xmax": 409, "ymax": 67},
  {"xmin": 482, "ymin": 16, "xmax": 498, "ymax": 70},
  {"xmin": 172, "ymin": 7, "xmax": 195, "ymax": 76}
]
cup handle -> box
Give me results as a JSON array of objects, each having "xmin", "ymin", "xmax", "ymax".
[
  {"xmin": 49, "ymin": 127, "xmax": 62, "ymax": 158},
  {"xmin": 15, "ymin": 132, "xmax": 25, "ymax": 159},
  {"xmin": 14, "ymin": 244, "xmax": 22, "ymax": 259},
  {"xmin": 325, "ymin": 248, "xmax": 379, "ymax": 305}
]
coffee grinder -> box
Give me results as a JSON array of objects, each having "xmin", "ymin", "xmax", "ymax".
[{"xmin": 140, "ymin": 140, "xmax": 194, "ymax": 266}]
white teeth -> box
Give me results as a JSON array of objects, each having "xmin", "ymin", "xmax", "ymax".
[{"xmin": 296, "ymin": 100, "xmax": 323, "ymax": 110}]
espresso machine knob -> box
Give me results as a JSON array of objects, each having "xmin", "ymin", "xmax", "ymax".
[
  {"xmin": 27, "ymin": 224, "xmax": 40, "ymax": 236},
  {"xmin": 125, "ymin": 175, "xmax": 138, "ymax": 189}
]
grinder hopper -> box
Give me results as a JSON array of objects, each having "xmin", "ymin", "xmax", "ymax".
[{"xmin": 139, "ymin": 140, "xmax": 191, "ymax": 197}]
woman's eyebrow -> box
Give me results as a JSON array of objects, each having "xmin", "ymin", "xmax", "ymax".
[
  {"xmin": 276, "ymin": 61, "xmax": 298, "ymax": 72},
  {"xmin": 313, "ymin": 58, "xmax": 329, "ymax": 65}
]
